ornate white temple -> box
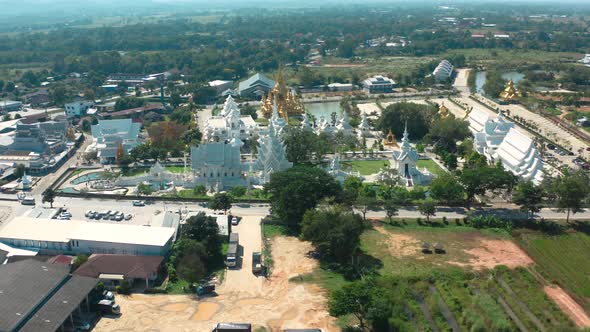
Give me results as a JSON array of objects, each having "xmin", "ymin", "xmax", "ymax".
[
  {"xmin": 390, "ymin": 125, "xmax": 432, "ymax": 187},
  {"xmin": 254, "ymin": 122, "xmax": 293, "ymax": 183},
  {"xmin": 467, "ymin": 108, "xmax": 544, "ymax": 184},
  {"xmin": 204, "ymin": 95, "xmax": 258, "ymax": 142},
  {"xmin": 357, "ymin": 113, "xmax": 371, "ymax": 138}
]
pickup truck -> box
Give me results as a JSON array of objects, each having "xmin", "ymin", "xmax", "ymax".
[
  {"xmin": 252, "ymin": 252, "xmax": 262, "ymax": 274},
  {"xmin": 97, "ymin": 299, "xmax": 120, "ymax": 315}
]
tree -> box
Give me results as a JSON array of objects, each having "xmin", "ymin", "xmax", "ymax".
[
  {"xmin": 301, "ymin": 206, "xmax": 365, "ymax": 261},
  {"xmin": 72, "ymin": 254, "xmax": 89, "ymax": 270},
  {"xmin": 49, "ymin": 84, "xmax": 67, "ymax": 105},
  {"xmin": 147, "ymin": 121, "xmax": 188, "ymax": 152},
  {"xmin": 429, "ymin": 174, "xmax": 465, "ymax": 205},
  {"xmin": 182, "ymin": 212, "xmax": 223, "ymax": 261},
  {"xmin": 240, "ymin": 104, "xmax": 258, "ymax": 120},
  {"xmin": 343, "ymin": 176, "xmax": 363, "ymax": 204},
  {"xmin": 283, "ymin": 128, "xmax": 319, "ymax": 164},
  {"xmin": 354, "ymin": 196, "xmax": 378, "ymax": 221},
  {"xmin": 512, "ymin": 181, "xmax": 544, "ymax": 219},
  {"xmin": 442, "ymin": 153, "xmax": 458, "ymax": 170},
  {"xmin": 418, "ymin": 199, "xmax": 436, "ymax": 222},
  {"xmin": 170, "ymin": 106, "xmax": 192, "ymax": 124},
  {"xmin": 330, "ymin": 281, "xmax": 369, "ymax": 328},
  {"xmin": 459, "ymin": 165, "xmax": 516, "ymax": 208},
  {"xmin": 377, "ymin": 102, "xmax": 436, "ymax": 141},
  {"xmin": 137, "ymin": 183, "xmax": 153, "ymax": 196},
  {"xmin": 42, "ymin": 189, "xmax": 56, "ymax": 208},
  {"xmin": 384, "ymin": 200, "xmax": 398, "ymax": 222},
  {"xmin": 114, "ymin": 97, "xmax": 145, "ymax": 111},
  {"xmin": 264, "ymin": 166, "xmax": 342, "ymax": 229},
  {"xmin": 427, "ymin": 117, "xmax": 470, "ymax": 153},
  {"xmin": 177, "ymin": 253, "xmax": 206, "ymax": 284},
  {"xmin": 545, "ymin": 170, "xmax": 590, "ymax": 223},
  {"xmin": 81, "ymin": 119, "xmax": 91, "ymax": 132},
  {"xmin": 14, "ymin": 163, "xmax": 25, "ymax": 179},
  {"xmin": 229, "ymin": 186, "xmax": 247, "ymax": 198},
  {"xmin": 209, "ymin": 193, "xmax": 232, "ymax": 214},
  {"xmin": 4, "ymin": 81, "xmax": 15, "ymax": 93}
]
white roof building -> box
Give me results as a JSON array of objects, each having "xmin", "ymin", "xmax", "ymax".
[
  {"xmin": 493, "ymin": 128, "xmax": 544, "ymax": 184},
  {"xmin": 204, "ymin": 95, "xmax": 258, "ymax": 142},
  {"xmin": 432, "ymin": 60, "xmax": 454, "ymax": 81},
  {"xmin": 579, "ymin": 54, "xmax": 590, "ymax": 67},
  {"xmin": 87, "ymin": 119, "xmax": 141, "ymax": 163},
  {"xmin": 390, "ymin": 125, "xmax": 431, "ymax": 187},
  {"xmin": 0, "ymin": 217, "xmax": 175, "ymax": 256}
]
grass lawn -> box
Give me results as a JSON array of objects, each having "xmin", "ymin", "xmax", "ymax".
[
  {"xmin": 515, "ymin": 230, "xmax": 590, "ymax": 312},
  {"xmin": 441, "ymin": 48, "xmax": 581, "ymax": 67},
  {"xmin": 165, "ymin": 166, "xmax": 187, "ymax": 173},
  {"xmin": 416, "ymin": 159, "xmax": 446, "ymax": 176},
  {"xmin": 120, "ymin": 167, "xmax": 149, "ymax": 177},
  {"xmin": 344, "ymin": 160, "xmax": 389, "ymax": 175},
  {"xmin": 176, "ymin": 189, "xmax": 208, "ymax": 199}
]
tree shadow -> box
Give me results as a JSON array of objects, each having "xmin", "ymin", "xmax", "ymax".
[
  {"xmin": 319, "ymin": 251, "xmax": 383, "ymax": 281},
  {"xmin": 570, "ymin": 221, "xmax": 590, "ymax": 236}
]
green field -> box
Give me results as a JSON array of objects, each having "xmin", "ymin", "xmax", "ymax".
[
  {"xmin": 516, "ymin": 230, "xmax": 590, "ymax": 312},
  {"xmin": 441, "ymin": 48, "xmax": 581, "ymax": 68},
  {"xmin": 296, "ymin": 221, "xmax": 575, "ymax": 331},
  {"xmin": 416, "ymin": 159, "xmax": 447, "ymax": 176},
  {"xmin": 344, "ymin": 160, "xmax": 389, "ymax": 175}
]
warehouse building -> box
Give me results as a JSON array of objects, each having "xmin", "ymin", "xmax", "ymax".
[
  {"xmin": 0, "ymin": 217, "xmax": 175, "ymax": 256},
  {"xmin": 0, "ymin": 259, "xmax": 98, "ymax": 332}
]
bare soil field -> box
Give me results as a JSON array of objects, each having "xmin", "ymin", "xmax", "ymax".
[
  {"xmin": 544, "ymin": 285, "xmax": 590, "ymax": 328},
  {"xmin": 372, "ymin": 226, "xmax": 533, "ymax": 271},
  {"xmin": 94, "ymin": 237, "xmax": 337, "ymax": 332}
]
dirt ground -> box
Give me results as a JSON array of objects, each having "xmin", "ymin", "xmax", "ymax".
[
  {"xmin": 374, "ymin": 226, "xmax": 534, "ymax": 270},
  {"xmin": 544, "ymin": 286, "xmax": 590, "ymax": 328},
  {"xmin": 93, "ymin": 236, "xmax": 337, "ymax": 332}
]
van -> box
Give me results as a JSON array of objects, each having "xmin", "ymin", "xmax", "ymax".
[
  {"xmin": 213, "ymin": 323, "xmax": 252, "ymax": 332},
  {"xmin": 97, "ymin": 299, "xmax": 120, "ymax": 315}
]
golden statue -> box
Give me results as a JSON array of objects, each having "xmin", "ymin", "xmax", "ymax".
[
  {"xmin": 384, "ymin": 129, "xmax": 397, "ymax": 146},
  {"xmin": 463, "ymin": 106, "xmax": 472, "ymax": 120},
  {"xmin": 261, "ymin": 66, "xmax": 305, "ymax": 120},
  {"xmin": 499, "ymin": 80, "xmax": 521, "ymax": 101},
  {"xmin": 438, "ymin": 102, "xmax": 450, "ymax": 118}
]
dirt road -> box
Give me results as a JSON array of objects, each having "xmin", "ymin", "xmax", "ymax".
[
  {"xmin": 94, "ymin": 218, "xmax": 337, "ymax": 332},
  {"xmin": 544, "ymin": 286, "xmax": 590, "ymax": 328}
]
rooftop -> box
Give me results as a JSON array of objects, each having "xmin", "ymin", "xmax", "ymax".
[
  {"xmin": 0, "ymin": 260, "xmax": 97, "ymax": 332},
  {"xmin": 74, "ymin": 254, "xmax": 164, "ymax": 279},
  {"xmin": 0, "ymin": 217, "xmax": 176, "ymax": 247}
]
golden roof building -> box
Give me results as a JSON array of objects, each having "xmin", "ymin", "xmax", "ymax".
[
  {"xmin": 499, "ymin": 80, "xmax": 521, "ymax": 101},
  {"xmin": 260, "ymin": 67, "xmax": 304, "ymax": 120}
]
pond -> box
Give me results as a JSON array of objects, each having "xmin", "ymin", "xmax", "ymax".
[
  {"xmin": 304, "ymin": 102, "xmax": 342, "ymax": 119},
  {"xmin": 474, "ymin": 71, "xmax": 525, "ymax": 95},
  {"xmin": 71, "ymin": 172, "xmax": 112, "ymax": 185}
]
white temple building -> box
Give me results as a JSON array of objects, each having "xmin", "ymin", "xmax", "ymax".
[
  {"xmin": 253, "ymin": 123, "xmax": 293, "ymax": 183},
  {"xmin": 493, "ymin": 128, "xmax": 544, "ymax": 184},
  {"xmin": 432, "ymin": 60, "xmax": 454, "ymax": 81},
  {"xmin": 467, "ymin": 108, "xmax": 544, "ymax": 184},
  {"xmin": 203, "ymin": 95, "xmax": 258, "ymax": 142},
  {"xmin": 191, "ymin": 138, "xmax": 248, "ymax": 191},
  {"xmin": 357, "ymin": 112, "xmax": 371, "ymax": 138},
  {"xmin": 390, "ymin": 125, "xmax": 432, "ymax": 187}
]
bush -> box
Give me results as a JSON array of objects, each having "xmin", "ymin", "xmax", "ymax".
[
  {"xmin": 144, "ymin": 288, "xmax": 167, "ymax": 294},
  {"xmin": 116, "ymin": 280, "xmax": 131, "ymax": 295}
]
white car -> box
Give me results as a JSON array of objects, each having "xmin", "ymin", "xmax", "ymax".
[
  {"xmin": 231, "ymin": 217, "xmax": 239, "ymax": 226},
  {"xmin": 125, "ymin": 214, "xmax": 132, "ymax": 220}
]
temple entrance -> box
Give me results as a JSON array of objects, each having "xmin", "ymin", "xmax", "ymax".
[{"xmin": 404, "ymin": 163, "xmax": 409, "ymax": 177}]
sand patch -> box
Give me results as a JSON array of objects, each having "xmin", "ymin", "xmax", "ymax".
[
  {"xmin": 375, "ymin": 226, "xmax": 421, "ymax": 256},
  {"xmin": 544, "ymin": 286, "xmax": 590, "ymax": 328},
  {"xmin": 236, "ymin": 298, "xmax": 266, "ymax": 306},
  {"xmin": 191, "ymin": 302, "xmax": 220, "ymax": 321},
  {"xmin": 449, "ymin": 238, "xmax": 533, "ymax": 270},
  {"xmin": 160, "ymin": 302, "xmax": 189, "ymax": 312}
]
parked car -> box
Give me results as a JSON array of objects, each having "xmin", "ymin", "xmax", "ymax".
[
  {"xmin": 231, "ymin": 217, "xmax": 239, "ymax": 226},
  {"xmin": 103, "ymin": 290, "xmax": 115, "ymax": 301},
  {"xmin": 132, "ymin": 200, "xmax": 145, "ymax": 206},
  {"xmin": 115, "ymin": 214, "xmax": 124, "ymax": 221},
  {"xmin": 97, "ymin": 299, "xmax": 120, "ymax": 315},
  {"xmin": 73, "ymin": 320, "xmax": 91, "ymax": 331},
  {"xmin": 125, "ymin": 214, "xmax": 132, "ymax": 220},
  {"xmin": 196, "ymin": 284, "xmax": 215, "ymax": 296}
]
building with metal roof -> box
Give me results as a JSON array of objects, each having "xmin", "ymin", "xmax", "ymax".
[
  {"xmin": 0, "ymin": 217, "xmax": 175, "ymax": 256},
  {"xmin": 0, "ymin": 259, "xmax": 98, "ymax": 332},
  {"xmin": 237, "ymin": 73, "xmax": 275, "ymax": 98}
]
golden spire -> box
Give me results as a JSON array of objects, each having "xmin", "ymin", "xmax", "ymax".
[
  {"xmin": 438, "ymin": 102, "xmax": 449, "ymax": 118},
  {"xmin": 384, "ymin": 129, "xmax": 397, "ymax": 146},
  {"xmin": 499, "ymin": 79, "xmax": 520, "ymax": 100}
]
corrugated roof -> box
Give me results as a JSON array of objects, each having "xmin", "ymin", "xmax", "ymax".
[{"xmin": 75, "ymin": 254, "xmax": 164, "ymax": 279}]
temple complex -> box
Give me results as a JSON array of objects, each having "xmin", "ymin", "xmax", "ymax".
[
  {"xmin": 260, "ymin": 67, "xmax": 304, "ymax": 120},
  {"xmin": 499, "ymin": 80, "xmax": 520, "ymax": 101}
]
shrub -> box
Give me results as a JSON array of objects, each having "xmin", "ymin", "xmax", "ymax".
[{"xmin": 116, "ymin": 280, "xmax": 131, "ymax": 295}]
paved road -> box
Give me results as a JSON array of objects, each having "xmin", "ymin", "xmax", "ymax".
[
  {"xmin": 222, "ymin": 215, "xmax": 264, "ymax": 297},
  {"xmin": 453, "ymin": 68, "xmax": 471, "ymax": 95}
]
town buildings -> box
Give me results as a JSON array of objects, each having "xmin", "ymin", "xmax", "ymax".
[
  {"xmin": 362, "ymin": 75, "xmax": 396, "ymax": 94},
  {"xmin": 87, "ymin": 119, "xmax": 142, "ymax": 164},
  {"xmin": 65, "ymin": 100, "xmax": 95, "ymax": 118},
  {"xmin": 0, "ymin": 100, "xmax": 22, "ymax": 113}
]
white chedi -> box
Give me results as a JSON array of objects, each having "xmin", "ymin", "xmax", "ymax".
[
  {"xmin": 254, "ymin": 123, "xmax": 293, "ymax": 184},
  {"xmin": 357, "ymin": 112, "xmax": 371, "ymax": 138}
]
